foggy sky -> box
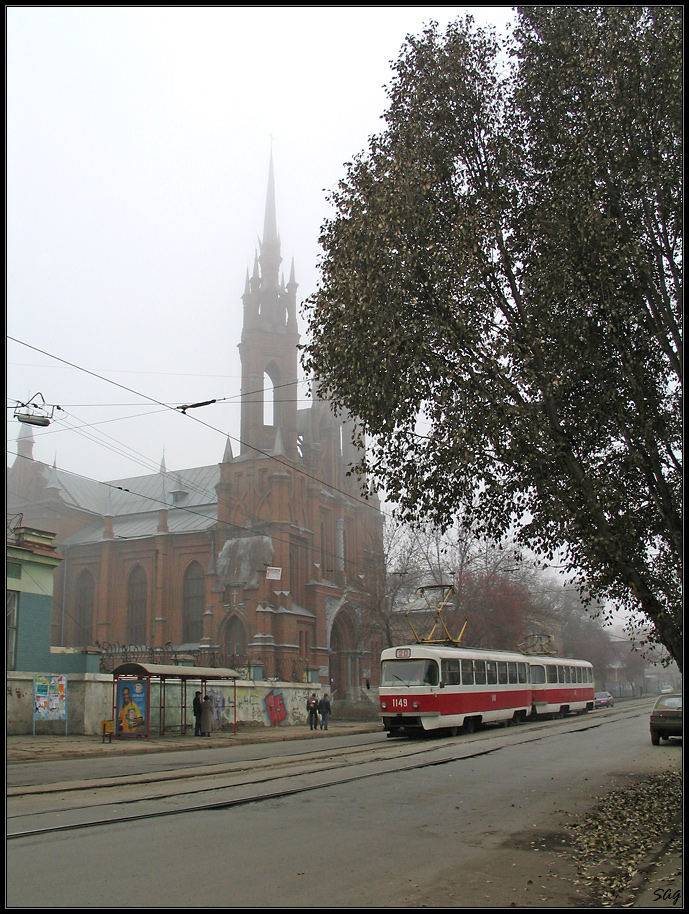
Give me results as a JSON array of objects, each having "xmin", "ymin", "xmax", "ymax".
[{"xmin": 7, "ymin": 6, "xmax": 515, "ymax": 484}]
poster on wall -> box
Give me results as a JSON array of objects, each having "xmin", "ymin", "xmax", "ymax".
[
  {"xmin": 116, "ymin": 680, "xmax": 148, "ymax": 735},
  {"xmin": 33, "ymin": 675, "xmax": 68, "ymax": 735}
]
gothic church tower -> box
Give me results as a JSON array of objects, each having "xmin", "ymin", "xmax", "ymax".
[{"xmin": 238, "ymin": 151, "xmax": 300, "ymax": 460}]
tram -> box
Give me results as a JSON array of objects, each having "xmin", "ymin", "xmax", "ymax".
[
  {"xmin": 379, "ymin": 644, "xmax": 595, "ymax": 737},
  {"xmin": 378, "ymin": 585, "xmax": 595, "ymax": 738}
]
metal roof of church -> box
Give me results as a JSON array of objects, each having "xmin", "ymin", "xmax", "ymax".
[
  {"xmin": 38, "ymin": 463, "xmax": 218, "ymax": 513},
  {"xmin": 52, "ymin": 464, "xmax": 221, "ymax": 545}
]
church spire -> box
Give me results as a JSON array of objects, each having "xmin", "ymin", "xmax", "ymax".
[
  {"xmin": 259, "ymin": 150, "xmax": 281, "ymax": 289},
  {"xmin": 263, "ymin": 149, "xmax": 279, "ymax": 248}
]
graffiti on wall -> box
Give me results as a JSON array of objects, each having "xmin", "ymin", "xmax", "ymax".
[{"xmin": 263, "ymin": 689, "xmax": 287, "ymax": 727}]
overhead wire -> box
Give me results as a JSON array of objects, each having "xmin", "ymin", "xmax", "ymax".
[
  {"xmin": 7, "ymin": 335, "xmax": 386, "ymax": 516},
  {"xmin": 7, "ymin": 337, "xmax": 396, "ymax": 581}
]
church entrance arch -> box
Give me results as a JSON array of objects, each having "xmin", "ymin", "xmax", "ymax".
[{"xmin": 329, "ymin": 608, "xmax": 360, "ymax": 701}]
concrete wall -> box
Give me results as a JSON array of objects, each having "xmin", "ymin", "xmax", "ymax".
[{"xmin": 6, "ymin": 671, "xmax": 320, "ymax": 735}]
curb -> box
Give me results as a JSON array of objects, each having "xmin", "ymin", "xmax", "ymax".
[{"xmin": 615, "ymin": 816, "xmax": 683, "ymax": 907}]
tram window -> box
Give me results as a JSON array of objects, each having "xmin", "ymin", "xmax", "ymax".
[
  {"xmin": 461, "ymin": 659, "xmax": 474, "ymax": 685},
  {"xmin": 547, "ymin": 665, "xmax": 558, "ymax": 683},
  {"xmin": 486, "ymin": 661, "xmax": 497, "ymax": 685},
  {"xmin": 381, "ymin": 659, "xmax": 436, "ymax": 686},
  {"xmin": 442, "ymin": 659, "xmax": 461, "ymax": 686},
  {"xmin": 475, "ymin": 660, "xmax": 486, "ymax": 685},
  {"xmin": 498, "ymin": 662, "xmax": 508, "ymax": 684},
  {"xmin": 558, "ymin": 665, "xmax": 565, "ymax": 683},
  {"xmin": 518, "ymin": 663, "xmax": 527, "ymax": 683},
  {"xmin": 508, "ymin": 662, "xmax": 517, "ymax": 684},
  {"xmin": 532, "ymin": 664, "xmax": 546, "ymax": 684},
  {"xmin": 576, "ymin": 667, "xmax": 582, "ymax": 683},
  {"xmin": 424, "ymin": 662, "xmax": 439, "ymax": 686}
]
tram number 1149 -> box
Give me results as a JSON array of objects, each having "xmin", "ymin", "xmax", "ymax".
[{"xmin": 390, "ymin": 697, "xmax": 409, "ymax": 710}]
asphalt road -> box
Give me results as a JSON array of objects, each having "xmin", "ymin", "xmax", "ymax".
[{"xmin": 6, "ymin": 701, "xmax": 682, "ymax": 908}]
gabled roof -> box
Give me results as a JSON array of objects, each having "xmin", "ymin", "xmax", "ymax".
[{"xmin": 53, "ymin": 464, "xmax": 221, "ymax": 545}]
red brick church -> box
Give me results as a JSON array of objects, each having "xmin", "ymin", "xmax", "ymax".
[{"xmin": 7, "ymin": 157, "xmax": 386, "ymax": 698}]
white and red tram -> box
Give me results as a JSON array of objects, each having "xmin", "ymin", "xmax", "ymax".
[{"xmin": 379, "ymin": 644, "xmax": 595, "ymax": 737}]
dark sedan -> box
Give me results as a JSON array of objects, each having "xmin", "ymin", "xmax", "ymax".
[
  {"xmin": 594, "ymin": 691, "xmax": 615, "ymax": 709},
  {"xmin": 650, "ymin": 693, "xmax": 682, "ymax": 745}
]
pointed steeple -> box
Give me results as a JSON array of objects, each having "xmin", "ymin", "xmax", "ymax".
[
  {"xmin": 263, "ymin": 148, "xmax": 279, "ymax": 248},
  {"xmin": 45, "ymin": 458, "xmax": 62, "ymax": 494},
  {"xmin": 258, "ymin": 150, "xmax": 282, "ymax": 289},
  {"xmin": 238, "ymin": 152, "xmax": 299, "ymax": 461},
  {"xmin": 272, "ymin": 427, "xmax": 285, "ymax": 457}
]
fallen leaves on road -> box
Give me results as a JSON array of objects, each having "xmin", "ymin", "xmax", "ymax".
[{"xmin": 565, "ymin": 770, "xmax": 682, "ymax": 906}]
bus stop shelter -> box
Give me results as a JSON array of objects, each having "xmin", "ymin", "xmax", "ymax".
[{"xmin": 111, "ymin": 662, "xmax": 240, "ymax": 738}]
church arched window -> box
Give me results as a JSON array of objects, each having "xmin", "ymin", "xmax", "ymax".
[
  {"xmin": 76, "ymin": 570, "xmax": 95, "ymax": 645},
  {"xmin": 183, "ymin": 562, "xmax": 205, "ymax": 644},
  {"xmin": 224, "ymin": 615, "xmax": 247, "ymax": 656},
  {"xmin": 127, "ymin": 566, "xmax": 148, "ymax": 645},
  {"xmin": 263, "ymin": 371, "xmax": 275, "ymax": 426}
]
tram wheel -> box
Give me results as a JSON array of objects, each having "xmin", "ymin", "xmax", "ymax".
[{"xmin": 463, "ymin": 718, "xmax": 476, "ymax": 734}]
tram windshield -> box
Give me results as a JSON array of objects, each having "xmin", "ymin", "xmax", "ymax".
[{"xmin": 381, "ymin": 658, "xmax": 439, "ymax": 687}]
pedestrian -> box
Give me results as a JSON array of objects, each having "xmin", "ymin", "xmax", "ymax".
[
  {"xmin": 318, "ymin": 693, "xmax": 331, "ymax": 730},
  {"xmin": 306, "ymin": 692, "xmax": 319, "ymax": 730},
  {"xmin": 200, "ymin": 694, "xmax": 213, "ymax": 737},
  {"xmin": 193, "ymin": 691, "xmax": 203, "ymax": 737}
]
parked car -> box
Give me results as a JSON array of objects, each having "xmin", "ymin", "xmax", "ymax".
[
  {"xmin": 594, "ymin": 691, "xmax": 615, "ymax": 709},
  {"xmin": 650, "ymin": 693, "xmax": 682, "ymax": 745}
]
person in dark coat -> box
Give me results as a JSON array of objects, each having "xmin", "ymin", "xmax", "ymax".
[
  {"xmin": 193, "ymin": 691, "xmax": 203, "ymax": 737},
  {"xmin": 200, "ymin": 695, "xmax": 213, "ymax": 737},
  {"xmin": 306, "ymin": 693, "xmax": 319, "ymax": 730},
  {"xmin": 318, "ymin": 693, "xmax": 331, "ymax": 730}
]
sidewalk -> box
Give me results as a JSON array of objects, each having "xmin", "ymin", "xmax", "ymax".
[{"xmin": 6, "ymin": 718, "xmax": 382, "ymax": 765}]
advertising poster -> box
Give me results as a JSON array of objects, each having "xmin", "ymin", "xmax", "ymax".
[
  {"xmin": 117, "ymin": 680, "xmax": 147, "ymax": 735},
  {"xmin": 33, "ymin": 674, "xmax": 67, "ymax": 721},
  {"xmin": 33, "ymin": 675, "xmax": 68, "ymax": 735}
]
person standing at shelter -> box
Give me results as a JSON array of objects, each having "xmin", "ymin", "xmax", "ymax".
[
  {"xmin": 306, "ymin": 692, "xmax": 319, "ymax": 730},
  {"xmin": 318, "ymin": 693, "xmax": 331, "ymax": 731},
  {"xmin": 200, "ymin": 694, "xmax": 213, "ymax": 737},
  {"xmin": 193, "ymin": 691, "xmax": 203, "ymax": 737}
]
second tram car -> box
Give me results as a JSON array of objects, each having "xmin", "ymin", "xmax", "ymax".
[{"xmin": 379, "ymin": 644, "xmax": 595, "ymax": 737}]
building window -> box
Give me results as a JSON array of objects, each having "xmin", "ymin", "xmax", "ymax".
[
  {"xmin": 76, "ymin": 571, "xmax": 95, "ymax": 645},
  {"xmin": 263, "ymin": 371, "xmax": 275, "ymax": 426},
  {"xmin": 183, "ymin": 562, "xmax": 205, "ymax": 643},
  {"xmin": 7, "ymin": 590, "xmax": 19, "ymax": 671},
  {"xmin": 127, "ymin": 566, "xmax": 148, "ymax": 645},
  {"xmin": 299, "ymin": 629, "xmax": 310, "ymax": 659}
]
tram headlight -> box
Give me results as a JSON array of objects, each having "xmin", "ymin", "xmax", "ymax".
[
  {"xmin": 381, "ymin": 701, "xmax": 387, "ymax": 710},
  {"xmin": 413, "ymin": 701, "xmax": 420, "ymax": 710}
]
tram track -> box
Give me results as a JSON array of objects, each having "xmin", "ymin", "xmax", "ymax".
[{"xmin": 7, "ymin": 708, "xmax": 634, "ymax": 841}]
